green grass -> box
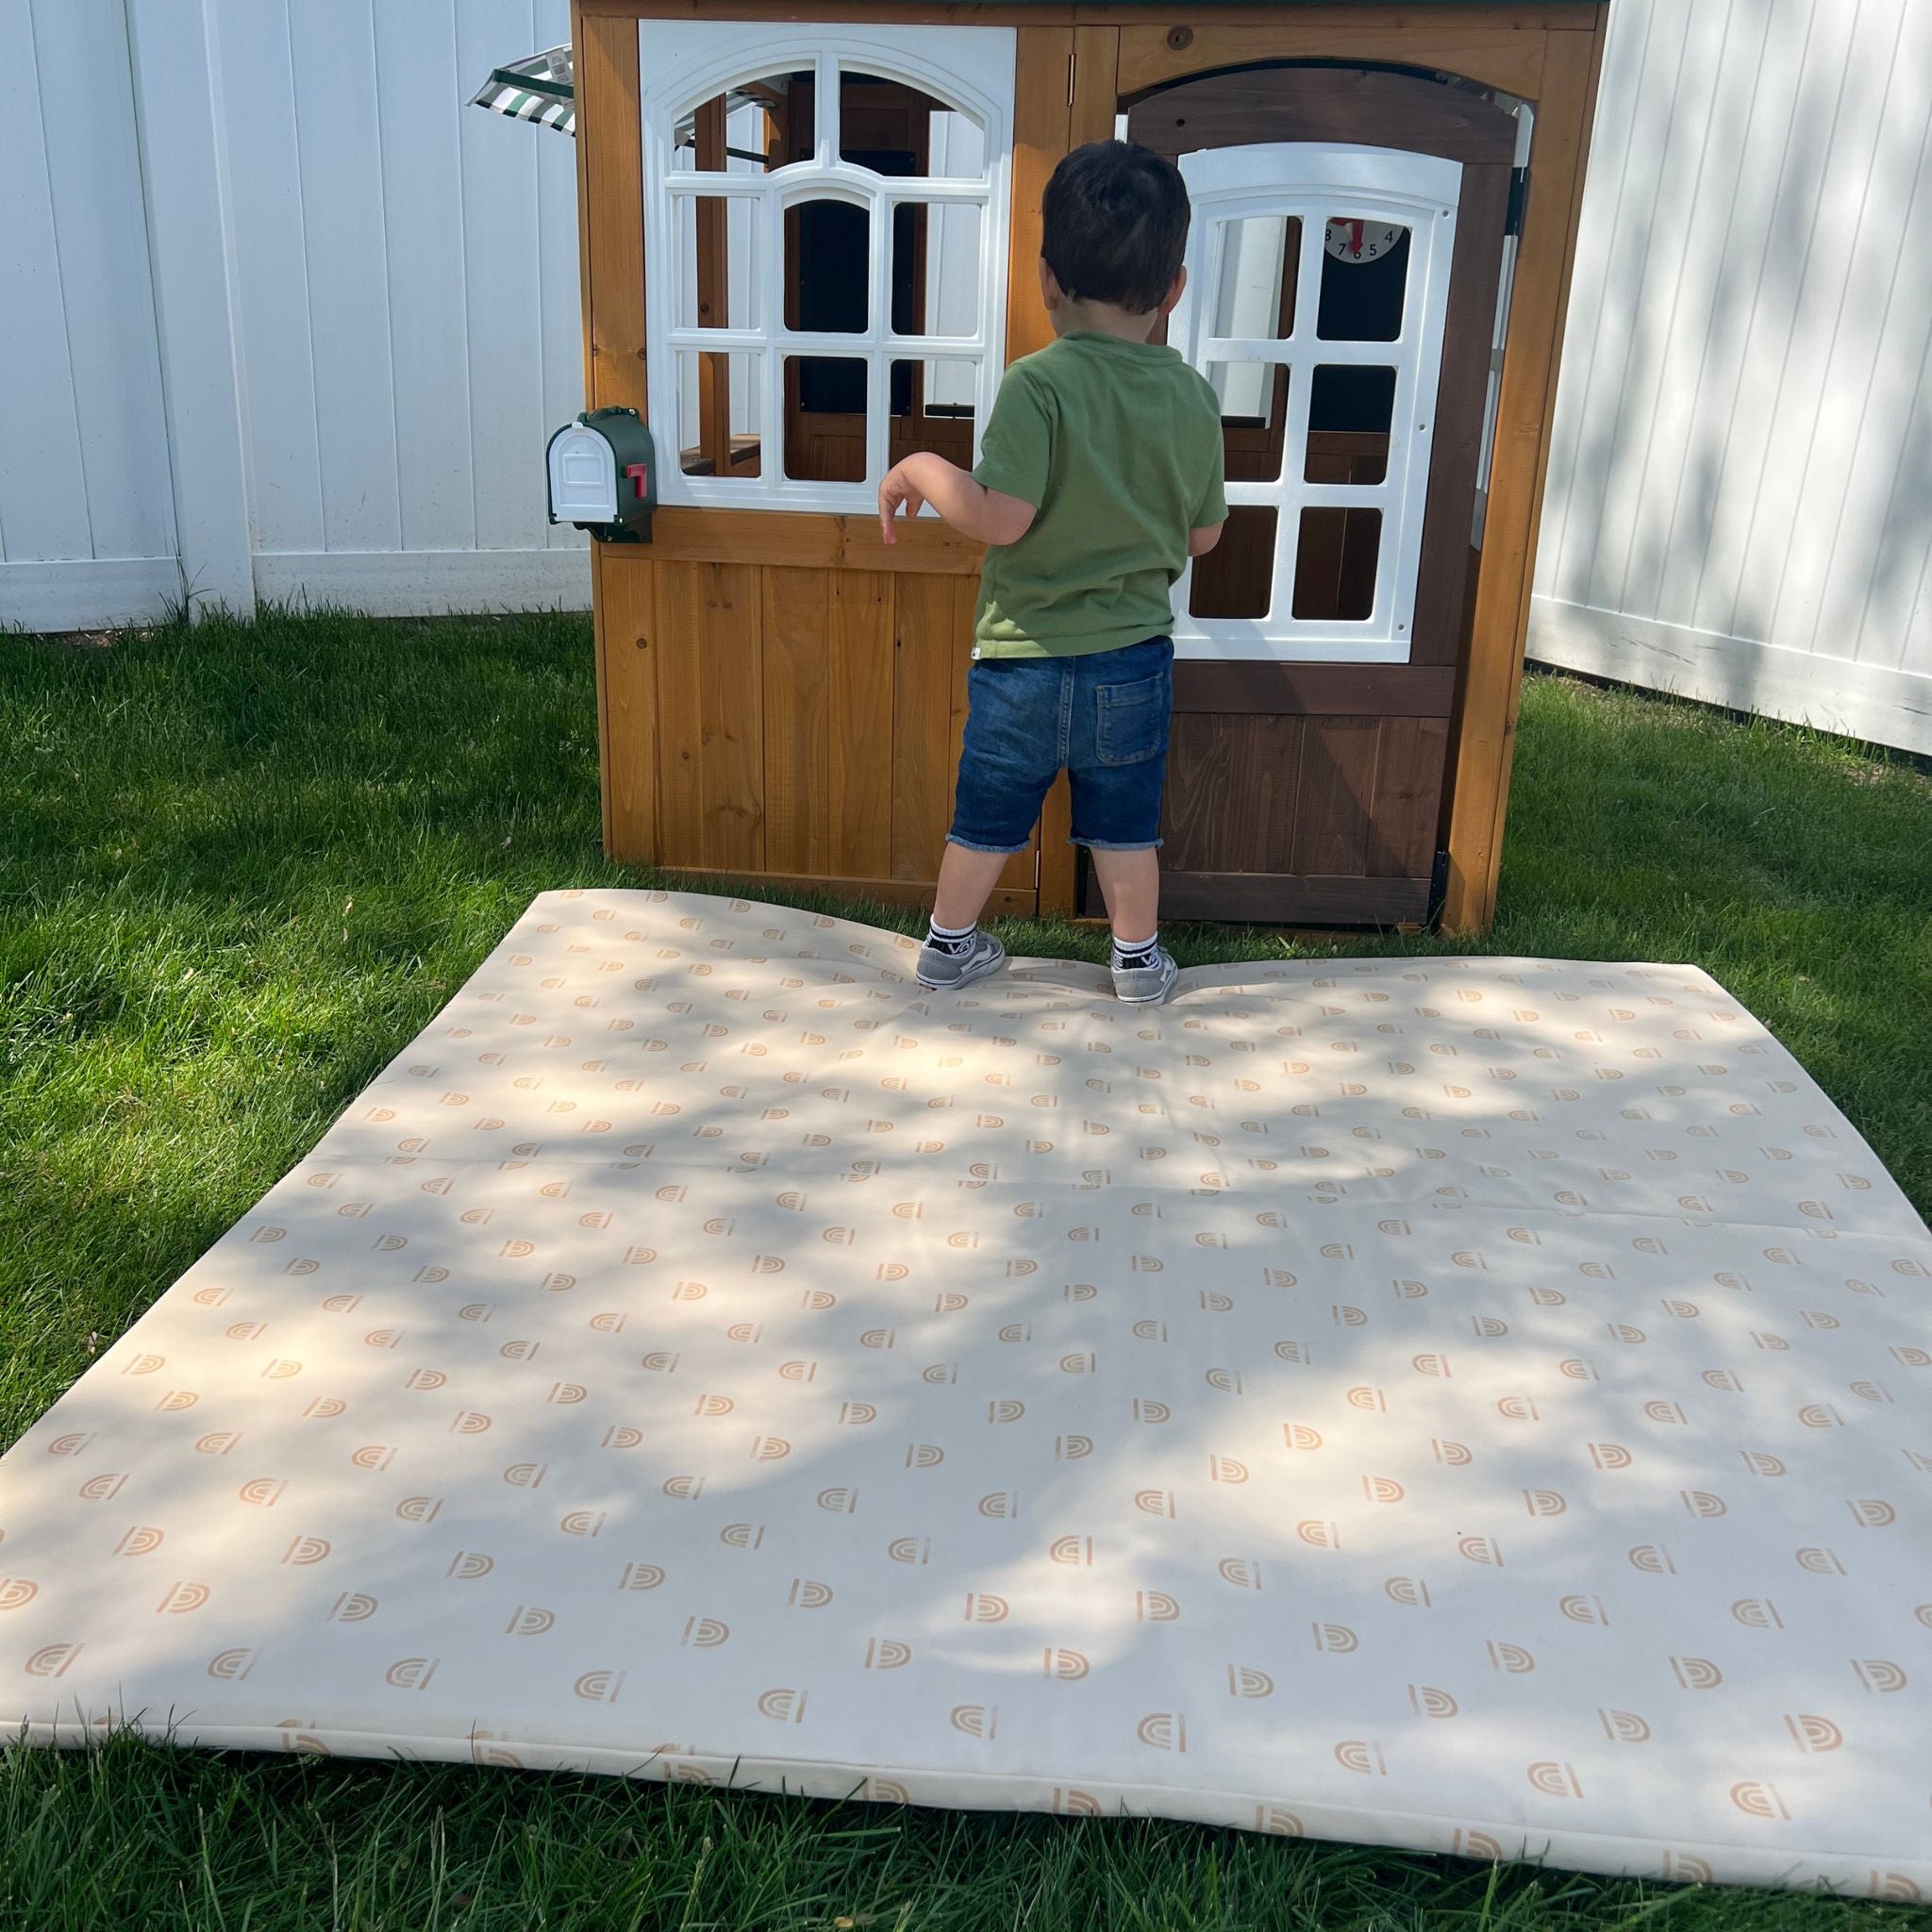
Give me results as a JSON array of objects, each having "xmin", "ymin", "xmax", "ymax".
[{"xmin": 2, "ymin": 606, "xmax": 1928, "ymax": 1930}]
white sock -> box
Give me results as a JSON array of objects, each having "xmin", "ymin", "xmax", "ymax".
[
  {"xmin": 926, "ymin": 919, "xmax": 976, "ymax": 958},
  {"xmin": 1112, "ymin": 930, "xmax": 1158, "ymax": 969}
]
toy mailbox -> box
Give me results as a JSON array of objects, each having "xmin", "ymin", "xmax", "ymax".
[{"xmin": 546, "ymin": 408, "xmax": 655, "ymax": 542}]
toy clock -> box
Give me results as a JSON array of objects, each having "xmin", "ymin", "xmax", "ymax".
[{"xmin": 1324, "ymin": 217, "xmax": 1405, "ymax": 262}]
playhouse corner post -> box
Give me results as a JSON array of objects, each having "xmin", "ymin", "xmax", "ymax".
[{"xmin": 1440, "ymin": 9, "xmax": 1610, "ymax": 935}]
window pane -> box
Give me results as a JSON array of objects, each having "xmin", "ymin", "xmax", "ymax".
[
  {"xmin": 785, "ymin": 197, "xmax": 871, "ymax": 335},
  {"xmin": 1292, "ymin": 508, "xmax": 1381, "ymax": 620},
  {"xmin": 1189, "ymin": 506, "xmax": 1277, "ymax": 620},
  {"xmin": 890, "ymin": 358, "xmax": 976, "ymax": 466},
  {"xmin": 1207, "ymin": 362, "xmax": 1289, "ymax": 484},
  {"xmin": 675, "ymin": 195, "xmax": 757, "ymax": 332},
  {"xmin": 1317, "ymin": 218, "xmax": 1410, "ymax": 341},
  {"xmin": 1306, "ymin": 366, "xmax": 1395, "ymax": 485},
  {"xmin": 1210, "ymin": 216, "xmax": 1299, "ymax": 340},
  {"xmin": 785, "ymin": 356, "xmax": 867, "ymax": 482},
  {"xmin": 891, "ymin": 200, "xmax": 982, "ymax": 339},
  {"xmin": 676, "ymin": 350, "xmax": 762, "ymax": 478},
  {"xmin": 838, "ymin": 68, "xmax": 984, "ymax": 175},
  {"xmin": 671, "ymin": 77, "xmax": 796, "ymax": 173}
]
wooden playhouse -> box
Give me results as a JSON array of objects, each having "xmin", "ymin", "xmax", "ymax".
[{"xmin": 540, "ymin": 0, "xmax": 1608, "ymax": 930}]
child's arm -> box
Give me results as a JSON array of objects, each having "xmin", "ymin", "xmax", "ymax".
[
  {"xmin": 879, "ymin": 453, "xmax": 1037, "ymax": 549},
  {"xmin": 1188, "ymin": 523, "xmax": 1225, "ymax": 558}
]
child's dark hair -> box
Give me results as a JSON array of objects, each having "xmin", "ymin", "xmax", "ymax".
[{"xmin": 1041, "ymin": 141, "xmax": 1190, "ymax": 314}]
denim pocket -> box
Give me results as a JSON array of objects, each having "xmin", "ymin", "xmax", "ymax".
[{"xmin": 1093, "ymin": 668, "xmax": 1172, "ymax": 767}]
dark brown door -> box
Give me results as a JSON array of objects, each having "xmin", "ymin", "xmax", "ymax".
[{"xmin": 1108, "ymin": 69, "xmax": 1516, "ymax": 925}]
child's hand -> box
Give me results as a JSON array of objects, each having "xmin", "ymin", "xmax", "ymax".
[{"xmin": 878, "ymin": 461, "xmax": 925, "ymax": 545}]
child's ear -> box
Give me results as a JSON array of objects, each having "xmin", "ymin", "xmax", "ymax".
[
  {"xmin": 1157, "ymin": 265, "xmax": 1189, "ymax": 319},
  {"xmin": 1039, "ymin": 258, "xmax": 1064, "ymax": 310}
]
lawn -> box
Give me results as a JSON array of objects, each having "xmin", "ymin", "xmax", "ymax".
[{"xmin": 1, "ymin": 607, "xmax": 1928, "ymax": 1930}]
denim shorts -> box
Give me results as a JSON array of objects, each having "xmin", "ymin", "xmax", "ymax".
[{"xmin": 948, "ymin": 636, "xmax": 1174, "ymax": 855}]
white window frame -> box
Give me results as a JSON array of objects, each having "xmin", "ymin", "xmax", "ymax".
[
  {"xmin": 1168, "ymin": 142, "xmax": 1463, "ymax": 664},
  {"xmin": 640, "ymin": 21, "xmax": 1015, "ymax": 514}
]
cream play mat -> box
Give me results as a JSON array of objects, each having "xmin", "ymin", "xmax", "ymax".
[{"xmin": 4, "ymin": 890, "xmax": 1929, "ymax": 1897}]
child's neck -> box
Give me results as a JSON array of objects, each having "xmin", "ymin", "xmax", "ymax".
[{"xmin": 1050, "ymin": 296, "xmax": 1160, "ymax": 344}]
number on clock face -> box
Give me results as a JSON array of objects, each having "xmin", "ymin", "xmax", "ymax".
[{"xmin": 1324, "ymin": 219, "xmax": 1405, "ymax": 263}]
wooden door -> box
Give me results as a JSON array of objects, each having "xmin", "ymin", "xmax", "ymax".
[{"xmin": 1113, "ymin": 68, "xmax": 1517, "ymax": 925}]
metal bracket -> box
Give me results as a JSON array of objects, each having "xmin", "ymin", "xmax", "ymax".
[{"xmin": 1505, "ymin": 167, "xmax": 1530, "ymax": 238}]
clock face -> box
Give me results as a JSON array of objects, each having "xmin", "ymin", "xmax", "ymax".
[{"xmin": 1324, "ymin": 219, "xmax": 1406, "ymax": 263}]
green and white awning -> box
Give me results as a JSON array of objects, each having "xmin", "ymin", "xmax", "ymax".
[{"xmin": 471, "ymin": 45, "xmax": 575, "ymax": 136}]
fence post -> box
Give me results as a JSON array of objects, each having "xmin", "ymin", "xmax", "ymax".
[{"xmin": 125, "ymin": 0, "xmax": 255, "ymax": 621}]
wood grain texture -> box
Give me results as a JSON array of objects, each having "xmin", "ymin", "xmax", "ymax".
[
  {"xmin": 1412, "ymin": 159, "xmax": 1510, "ymax": 667},
  {"xmin": 1157, "ymin": 870, "xmax": 1431, "ymax": 925},
  {"xmin": 1172, "ymin": 663, "xmax": 1456, "ymax": 717},
  {"xmin": 696, "ymin": 563, "xmax": 766, "ymax": 871},
  {"xmin": 1363, "ymin": 715, "xmax": 1448, "ymax": 877},
  {"xmin": 1005, "ymin": 25, "xmax": 1074, "ymax": 365},
  {"xmin": 578, "ymin": 11, "xmax": 647, "ymax": 416},
  {"xmin": 652, "ymin": 561, "xmax": 708, "ymax": 865},
  {"xmin": 1130, "ymin": 64, "xmax": 1519, "ymax": 166},
  {"xmin": 1442, "ymin": 20, "xmax": 1604, "ymax": 931},
  {"xmin": 891, "ymin": 575, "xmax": 971, "ymax": 881},
  {"xmin": 759, "ymin": 566, "xmax": 836, "ymax": 874},
  {"xmin": 830, "ymin": 571, "xmax": 898, "ymax": 878},
  {"xmin": 1117, "ymin": 20, "xmax": 1553, "ymax": 104},
  {"xmin": 595, "ymin": 550, "xmax": 660, "ymax": 861},
  {"xmin": 647, "ymin": 507, "xmax": 985, "ymax": 575},
  {"xmin": 1290, "ymin": 718, "xmax": 1379, "ymax": 877}
]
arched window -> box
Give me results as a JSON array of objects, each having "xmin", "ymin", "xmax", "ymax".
[{"xmin": 641, "ymin": 23, "xmax": 1015, "ymax": 512}]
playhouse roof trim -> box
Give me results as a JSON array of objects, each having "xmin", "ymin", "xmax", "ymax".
[{"xmin": 471, "ymin": 8, "xmax": 1603, "ymax": 139}]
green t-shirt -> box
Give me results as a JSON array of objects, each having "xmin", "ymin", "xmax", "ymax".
[{"xmin": 970, "ymin": 332, "xmax": 1227, "ymax": 658}]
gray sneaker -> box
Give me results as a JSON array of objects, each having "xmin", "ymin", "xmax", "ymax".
[
  {"xmin": 916, "ymin": 929, "xmax": 1008, "ymax": 991},
  {"xmin": 1111, "ymin": 945, "xmax": 1178, "ymax": 1005}
]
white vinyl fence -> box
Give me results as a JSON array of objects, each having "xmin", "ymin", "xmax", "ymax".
[
  {"xmin": 5, "ymin": 0, "xmax": 1930, "ymax": 754},
  {"xmin": 1532, "ymin": 0, "xmax": 1932, "ymax": 755}
]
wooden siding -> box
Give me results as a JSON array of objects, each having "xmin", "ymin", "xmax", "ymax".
[{"xmin": 604, "ymin": 553, "xmax": 1037, "ymax": 908}]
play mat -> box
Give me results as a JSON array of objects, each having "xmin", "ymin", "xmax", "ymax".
[{"xmin": 3, "ymin": 890, "xmax": 1927, "ymax": 1897}]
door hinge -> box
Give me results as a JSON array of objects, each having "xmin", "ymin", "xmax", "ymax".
[
  {"xmin": 1426, "ymin": 847, "xmax": 1452, "ymax": 929},
  {"xmin": 1505, "ymin": 168, "xmax": 1530, "ymax": 238}
]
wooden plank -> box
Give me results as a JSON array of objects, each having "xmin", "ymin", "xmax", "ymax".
[
  {"xmin": 594, "ymin": 1, "xmax": 1591, "ymax": 27},
  {"xmin": 1172, "ymin": 663, "xmax": 1457, "ymax": 717},
  {"xmin": 891, "ymin": 574, "xmax": 965, "ymax": 880},
  {"xmin": 1159, "ymin": 712, "xmax": 1304, "ymax": 878},
  {"xmin": 597, "ymin": 551, "xmax": 660, "ymax": 862},
  {"xmin": 1070, "ymin": 23, "xmax": 1122, "ymax": 146},
  {"xmin": 829, "ymin": 571, "xmax": 897, "ymax": 878},
  {"xmin": 1130, "ymin": 65, "xmax": 1518, "ymax": 166},
  {"xmin": 1158, "ymin": 870, "xmax": 1432, "ymax": 927},
  {"xmin": 1412, "ymin": 159, "xmax": 1510, "ymax": 666},
  {"xmin": 1363, "ymin": 715, "xmax": 1448, "ymax": 878},
  {"xmin": 577, "ymin": 11, "xmax": 647, "ymax": 415},
  {"xmin": 570, "ymin": 0, "xmax": 596, "ymax": 405},
  {"xmin": 1291, "ymin": 718, "xmax": 1379, "ymax": 877},
  {"xmin": 1005, "ymin": 25, "xmax": 1075, "ymax": 366},
  {"xmin": 652, "ymin": 561, "xmax": 708, "ymax": 866},
  {"xmin": 694, "ymin": 98, "xmax": 733, "ymax": 475},
  {"xmin": 660, "ymin": 868, "xmax": 1039, "ymax": 920},
  {"xmin": 696, "ymin": 562, "xmax": 766, "ymax": 872},
  {"xmin": 647, "ymin": 506, "xmax": 985, "ymax": 575},
  {"xmin": 1053, "ymin": 20, "xmax": 1135, "ymax": 939},
  {"xmin": 760, "ymin": 566, "xmax": 835, "ymax": 874},
  {"xmin": 1117, "ymin": 21, "xmax": 1552, "ymax": 104},
  {"xmin": 1442, "ymin": 21, "xmax": 1604, "ymax": 932},
  {"xmin": 603, "ymin": 0, "xmax": 1075, "ymax": 19}
]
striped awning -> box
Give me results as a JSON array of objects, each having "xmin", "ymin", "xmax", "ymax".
[{"xmin": 471, "ymin": 45, "xmax": 575, "ymax": 136}]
